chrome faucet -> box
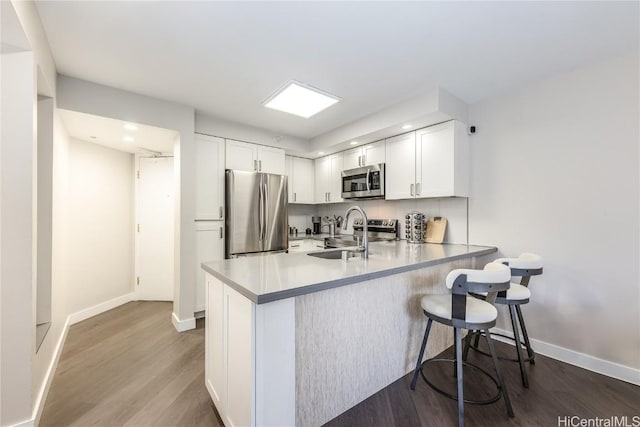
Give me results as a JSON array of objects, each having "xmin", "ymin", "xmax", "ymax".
[{"xmin": 343, "ymin": 206, "xmax": 368, "ymax": 258}]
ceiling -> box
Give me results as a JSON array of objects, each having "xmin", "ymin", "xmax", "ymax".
[
  {"xmin": 37, "ymin": 2, "xmax": 639, "ymax": 140},
  {"xmin": 59, "ymin": 109, "xmax": 178, "ymax": 154}
]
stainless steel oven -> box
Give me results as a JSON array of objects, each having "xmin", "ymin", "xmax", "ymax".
[{"xmin": 341, "ymin": 163, "xmax": 385, "ymax": 200}]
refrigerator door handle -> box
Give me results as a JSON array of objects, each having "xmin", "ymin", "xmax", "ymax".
[
  {"xmin": 262, "ymin": 180, "xmax": 268, "ymax": 241},
  {"xmin": 258, "ymin": 178, "xmax": 264, "ymax": 243}
]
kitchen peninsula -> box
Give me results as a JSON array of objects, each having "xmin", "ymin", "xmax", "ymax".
[{"xmin": 201, "ymin": 241, "xmax": 496, "ymax": 426}]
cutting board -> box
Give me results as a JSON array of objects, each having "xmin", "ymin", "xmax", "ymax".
[{"xmin": 425, "ymin": 217, "xmax": 447, "ymax": 243}]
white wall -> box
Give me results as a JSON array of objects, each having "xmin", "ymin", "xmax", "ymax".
[
  {"xmin": 32, "ymin": 111, "xmax": 71, "ymax": 423},
  {"xmin": 468, "ymin": 54, "xmax": 640, "ymax": 371},
  {"xmin": 65, "ymin": 139, "xmax": 134, "ymax": 312}
]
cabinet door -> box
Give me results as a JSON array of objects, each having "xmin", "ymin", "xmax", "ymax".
[
  {"xmin": 285, "ymin": 156, "xmax": 294, "ymax": 203},
  {"xmin": 205, "ymin": 274, "xmax": 226, "ymax": 418},
  {"xmin": 385, "ymin": 132, "xmax": 416, "ymax": 200},
  {"xmin": 195, "ymin": 134, "xmax": 225, "ymax": 220},
  {"xmin": 363, "ymin": 140, "xmax": 385, "ymax": 166},
  {"xmin": 257, "ymin": 145, "xmax": 285, "ymax": 175},
  {"xmin": 225, "ymin": 285, "xmax": 255, "ymax": 427},
  {"xmin": 314, "ymin": 156, "xmax": 330, "ymax": 204},
  {"xmin": 226, "ymin": 139, "xmax": 257, "ymax": 172},
  {"xmin": 292, "ymin": 157, "xmax": 314, "ymax": 204},
  {"xmin": 196, "ymin": 221, "xmax": 224, "ymax": 312},
  {"xmin": 328, "ymin": 153, "xmax": 343, "ymax": 203},
  {"xmin": 343, "ymin": 147, "xmax": 362, "ymax": 170},
  {"xmin": 416, "ymin": 122, "xmax": 454, "ymax": 198}
]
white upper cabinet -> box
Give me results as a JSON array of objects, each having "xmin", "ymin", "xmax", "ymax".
[
  {"xmin": 286, "ymin": 156, "xmax": 314, "ymax": 204},
  {"xmin": 386, "ymin": 121, "xmax": 469, "ymax": 200},
  {"xmin": 195, "ymin": 134, "xmax": 225, "ymax": 220},
  {"xmin": 385, "ymin": 132, "xmax": 417, "ymax": 200},
  {"xmin": 343, "ymin": 140, "xmax": 386, "ymax": 170},
  {"xmin": 415, "ymin": 121, "xmax": 469, "ymax": 198},
  {"xmin": 315, "ymin": 153, "xmax": 343, "ymax": 204},
  {"xmin": 226, "ymin": 139, "xmax": 285, "ymax": 175}
]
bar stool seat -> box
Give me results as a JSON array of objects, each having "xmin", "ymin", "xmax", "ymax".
[
  {"xmin": 474, "ymin": 283, "xmax": 531, "ymax": 302},
  {"xmin": 421, "ymin": 295, "xmax": 497, "ymax": 324}
]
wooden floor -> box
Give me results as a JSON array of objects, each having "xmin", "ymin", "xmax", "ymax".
[
  {"xmin": 40, "ymin": 301, "xmax": 221, "ymax": 427},
  {"xmin": 42, "ymin": 302, "xmax": 640, "ymax": 427},
  {"xmin": 327, "ymin": 337, "xmax": 640, "ymax": 427}
]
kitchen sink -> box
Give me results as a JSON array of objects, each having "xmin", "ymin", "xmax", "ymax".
[{"xmin": 307, "ymin": 249, "xmax": 362, "ymax": 260}]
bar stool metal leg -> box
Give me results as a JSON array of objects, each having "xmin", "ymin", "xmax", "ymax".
[
  {"xmin": 508, "ymin": 304, "xmax": 529, "ymax": 388},
  {"xmin": 462, "ymin": 330, "xmax": 475, "ymax": 362},
  {"xmin": 516, "ymin": 305, "xmax": 535, "ymax": 364},
  {"xmin": 410, "ymin": 318, "xmax": 433, "ymax": 390},
  {"xmin": 455, "ymin": 327, "xmax": 464, "ymax": 427},
  {"xmin": 484, "ymin": 329, "xmax": 514, "ymax": 418}
]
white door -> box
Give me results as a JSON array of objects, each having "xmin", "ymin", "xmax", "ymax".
[
  {"xmin": 136, "ymin": 156, "xmax": 174, "ymax": 301},
  {"xmin": 417, "ymin": 123, "xmax": 455, "ymax": 198},
  {"xmin": 292, "ymin": 157, "xmax": 314, "ymax": 204}
]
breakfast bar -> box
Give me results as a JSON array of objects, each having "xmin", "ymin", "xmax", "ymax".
[{"xmin": 201, "ymin": 241, "xmax": 496, "ymax": 426}]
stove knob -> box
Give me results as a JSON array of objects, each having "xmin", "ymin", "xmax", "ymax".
[{"xmin": 382, "ymin": 220, "xmax": 388, "ymax": 226}]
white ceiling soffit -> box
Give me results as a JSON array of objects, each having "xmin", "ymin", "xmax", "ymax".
[
  {"xmin": 37, "ymin": 2, "xmax": 639, "ymax": 140},
  {"xmin": 59, "ymin": 109, "xmax": 178, "ymax": 155}
]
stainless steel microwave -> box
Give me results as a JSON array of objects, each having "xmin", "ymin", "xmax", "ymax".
[{"xmin": 341, "ymin": 163, "xmax": 385, "ymax": 200}]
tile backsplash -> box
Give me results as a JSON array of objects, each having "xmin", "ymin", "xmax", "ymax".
[{"xmin": 289, "ymin": 198, "xmax": 469, "ymax": 244}]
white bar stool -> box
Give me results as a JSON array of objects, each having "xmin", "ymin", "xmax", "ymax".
[
  {"xmin": 465, "ymin": 253, "xmax": 543, "ymax": 388},
  {"xmin": 410, "ymin": 262, "xmax": 514, "ymax": 427}
]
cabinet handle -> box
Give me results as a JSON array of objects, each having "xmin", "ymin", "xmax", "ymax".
[
  {"xmin": 362, "ymin": 154, "xmax": 366, "ymax": 166},
  {"xmin": 294, "ymin": 192, "xmax": 297, "ymax": 202},
  {"xmin": 291, "ymin": 244, "xmax": 300, "ymax": 248},
  {"xmin": 259, "ymin": 160, "xmax": 262, "ymax": 171},
  {"xmin": 328, "ymin": 192, "xmax": 331, "ymax": 202},
  {"xmin": 416, "ymin": 182, "xmax": 421, "ymax": 196},
  {"xmin": 410, "ymin": 183, "xmax": 415, "ymax": 196},
  {"xmin": 358, "ymin": 155, "xmax": 361, "ymax": 167},
  {"xmin": 219, "ymin": 227, "xmax": 223, "ymax": 239},
  {"xmin": 325, "ymin": 192, "xmax": 329, "ymax": 202},
  {"xmin": 219, "ymin": 206, "xmax": 223, "ymax": 219},
  {"xmin": 253, "ymin": 159, "xmax": 258, "ymax": 171}
]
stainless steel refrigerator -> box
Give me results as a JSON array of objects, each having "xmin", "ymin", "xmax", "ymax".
[{"xmin": 225, "ymin": 170, "xmax": 288, "ymax": 258}]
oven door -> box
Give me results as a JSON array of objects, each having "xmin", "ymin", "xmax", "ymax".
[{"xmin": 341, "ymin": 164, "xmax": 385, "ymax": 199}]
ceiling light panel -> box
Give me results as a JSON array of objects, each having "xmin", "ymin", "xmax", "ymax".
[{"xmin": 264, "ymin": 81, "xmax": 340, "ymax": 118}]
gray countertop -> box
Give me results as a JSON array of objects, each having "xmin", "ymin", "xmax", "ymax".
[
  {"xmin": 202, "ymin": 241, "xmax": 497, "ymax": 304},
  {"xmin": 288, "ymin": 233, "xmax": 332, "ymax": 241}
]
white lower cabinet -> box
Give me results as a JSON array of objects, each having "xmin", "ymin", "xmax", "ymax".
[
  {"xmin": 196, "ymin": 221, "xmax": 224, "ymax": 312},
  {"xmin": 205, "ymin": 273, "xmax": 295, "ymax": 427},
  {"xmin": 206, "ymin": 274, "xmax": 255, "ymax": 427}
]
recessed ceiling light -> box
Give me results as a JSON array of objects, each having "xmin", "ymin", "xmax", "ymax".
[
  {"xmin": 89, "ymin": 135, "xmax": 97, "ymax": 139},
  {"xmin": 123, "ymin": 123, "xmax": 138, "ymax": 131},
  {"xmin": 123, "ymin": 136, "xmax": 135, "ymax": 143},
  {"xmin": 318, "ymin": 151, "xmax": 325, "ymax": 155},
  {"xmin": 402, "ymin": 124, "xmax": 413, "ymax": 130},
  {"xmin": 264, "ymin": 80, "xmax": 341, "ymax": 118},
  {"xmin": 350, "ymin": 141, "xmax": 358, "ymax": 145}
]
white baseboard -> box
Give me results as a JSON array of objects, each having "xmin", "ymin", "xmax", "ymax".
[
  {"xmin": 172, "ymin": 312, "xmax": 196, "ymax": 332},
  {"xmin": 491, "ymin": 327, "xmax": 640, "ymax": 386},
  {"xmin": 32, "ymin": 316, "xmax": 70, "ymax": 426},
  {"xmin": 68, "ymin": 293, "xmax": 135, "ymax": 325},
  {"xmin": 194, "ymin": 309, "xmax": 206, "ymax": 320},
  {"xmin": 9, "ymin": 418, "xmax": 35, "ymax": 427}
]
